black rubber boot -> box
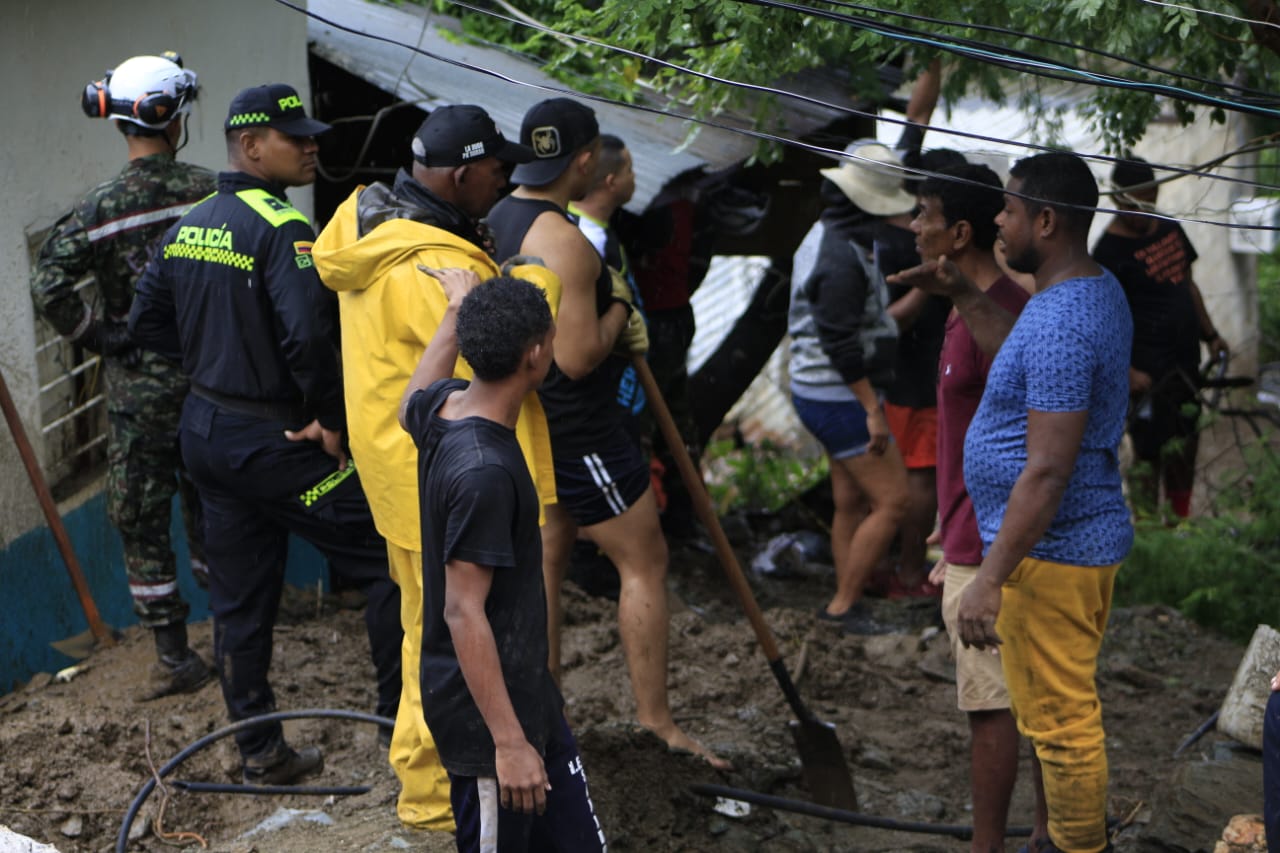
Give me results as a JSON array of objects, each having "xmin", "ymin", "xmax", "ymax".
[
  {"xmin": 139, "ymin": 624, "xmax": 213, "ymax": 701},
  {"xmin": 242, "ymin": 741, "xmax": 325, "ymax": 785}
]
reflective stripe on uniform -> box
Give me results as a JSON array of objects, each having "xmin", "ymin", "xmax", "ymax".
[
  {"xmin": 299, "ymin": 460, "xmax": 357, "ymax": 507},
  {"xmin": 163, "ymin": 242, "xmax": 255, "ymax": 271},
  {"xmin": 85, "ymin": 201, "xmax": 200, "ymax": 243},
  {"xmin": 227, "ymin": 112, "xmax": 270, "ymax": 127},
  {"xmin": 129, "ymin": 580, "xmax": 179, "ymax": 600},
  {"xmin": 236, "ymin": 188, "xmax": 311, "ymax": 228}
]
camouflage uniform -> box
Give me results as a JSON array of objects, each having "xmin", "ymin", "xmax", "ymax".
[{"xmin": 31, "ymin": 152, "xmax": 215, "ymax": 629}]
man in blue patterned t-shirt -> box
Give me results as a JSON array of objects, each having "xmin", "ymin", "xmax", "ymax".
[{"xmin": 890, "ymin": 152, "xmax": 1132, "ymax": 853}]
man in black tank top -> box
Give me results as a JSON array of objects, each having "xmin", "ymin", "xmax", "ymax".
[{"xmin": 487, "ymin": 99, "xmax": 728, "ymax": 770}]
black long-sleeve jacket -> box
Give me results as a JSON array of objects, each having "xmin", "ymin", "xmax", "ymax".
[
  {"xmin": 129, "ymin": 171, "xmax": 344, "ymax": 429},
  {"xmin": 787, "ymin": 202, "xmax": 898, "ymax": 396}
]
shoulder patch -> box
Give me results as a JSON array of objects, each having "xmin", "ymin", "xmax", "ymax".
[
  {"xmin": 293, "ymin": 240, "xmax": 315, "ymax": 268},
  {"xmin": 236, "ymin": 188, "xmax": 311, "ymax": 228}
]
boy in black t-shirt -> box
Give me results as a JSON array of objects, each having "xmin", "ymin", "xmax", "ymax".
[{"xmin": 399, "ymin": 271, "xmax": 605, "ymax": 852}]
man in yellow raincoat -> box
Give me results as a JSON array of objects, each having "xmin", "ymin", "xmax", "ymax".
[{"xmin": 313, "ymin": 105, "xmax": 559, "ymax": 831}]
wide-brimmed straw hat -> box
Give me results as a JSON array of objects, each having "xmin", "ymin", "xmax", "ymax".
[{"xmin": 819, "ymin": 141, "xmax": 916, "ymax": 216}]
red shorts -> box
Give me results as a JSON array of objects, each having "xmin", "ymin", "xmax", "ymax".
[{"xmin": 883, "ymin": 403, "xmax": 938, "ymax": 469}]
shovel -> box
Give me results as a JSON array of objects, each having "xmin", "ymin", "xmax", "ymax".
[
  {"xmin": 0, "ymin": 364, "xmax": 116, "ymax": 658},
  {"xmin": 632, "ymin": 356, "xmax": 858, "ymax": 810}
]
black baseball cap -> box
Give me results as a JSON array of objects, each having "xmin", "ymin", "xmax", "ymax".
[
  {"xmin": 509, "ymin": 98, "xmax": 600, "ymax": 188},
  {"xmin": 411, "ymin": 105, "xmax": 533, "ymax": 167},
  {"xmin": 224, "ymin": 83, "xmax": 331, "ymax": 136}
]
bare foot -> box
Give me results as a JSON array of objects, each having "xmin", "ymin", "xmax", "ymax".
[{"xmin": 646, "ymin": 721, "xmax": 733, "ymax": 771}]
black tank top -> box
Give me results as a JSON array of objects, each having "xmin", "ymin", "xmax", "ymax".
[{"xmin": 486, "ymin": 195, "xmax": 629, "ymax": 455}]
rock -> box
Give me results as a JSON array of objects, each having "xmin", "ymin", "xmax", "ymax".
[
  {"xmin": 54, "ymin": 782, "xmax": 78, "ymax": 802},
  {"xmin": 58, "ymin": 816, "xmax": 82, "ymax": 838},
  {"xmin": 1220, "ymin": 813, "xmax": 1266, "ymax": 849},
  {"xmin": 1109, "ymin": 662, "xmax": 1167, "ymax": 690},
  {"xmin": 126, "ymin": 813, "xmax": 150, "ymax": 842},
  {"xmin": 1218, "ymin": 625, "xmax": 1280, "ymax": 750},
  {"xmin": 0, "ymin": 825, "xmax": 63, "ymax": 852},
  {"xmin": 856, "ymin": 743, "xmax": 895, "ymax": 771},
  {"xmin": 1125, "ymin": 744, "xmax": 1264, "ymax": 852},
  {"xmin": 893, "ymin": 788, "xmax": 947, "ymax": 820},
  {"xmin": 55, "ymin": 720, "xmax": 72, "ymax": 736}
]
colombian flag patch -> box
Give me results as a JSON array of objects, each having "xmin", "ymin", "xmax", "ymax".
[{"xmin": 293, "ymin": 241, "xmax": 313, "ymax": 255}]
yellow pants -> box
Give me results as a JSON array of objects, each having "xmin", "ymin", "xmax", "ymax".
[
  {"xmin": 998, "ymin": 556, "xmax": 1120, "ymax": 853},
  {"xmin": 387, "ymin": 542, "xmax": 454, "ymax": 831}
]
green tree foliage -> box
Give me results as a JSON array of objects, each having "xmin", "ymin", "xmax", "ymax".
[
  {"xmin": 415, "ymin": 0, "xmax": 1280, "ymax": 151},
  {"xmin": 1116, "ymin": 440, "xmax": 1280, "ymax": 642}
]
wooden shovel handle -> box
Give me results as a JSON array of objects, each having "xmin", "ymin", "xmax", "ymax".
[
  {"xmin": 632, "ymin": 356, "xmax": 782, "ymax": 663},
  {"xmin": 0, "ymin": 366, "xmax": 115, "ymax": 647}
]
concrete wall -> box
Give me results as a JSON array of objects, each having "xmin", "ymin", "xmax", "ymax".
[
  {"xmin": 0, "ymin": 0, "xmax": 319, "ymax": 689},
  {"xmin": 2, "ymin": 0, "xmax": 316, "ymax": 541}
]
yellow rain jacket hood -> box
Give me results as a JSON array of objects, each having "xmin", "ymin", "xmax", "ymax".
[{"xmin": 314, "ymin": 183, "xmax": 559, "ymax": 550}]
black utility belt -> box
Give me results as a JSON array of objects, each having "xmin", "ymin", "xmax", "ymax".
[{"xmin": 190, "ymin": 383, "xmax": 306, "ymax": 424}]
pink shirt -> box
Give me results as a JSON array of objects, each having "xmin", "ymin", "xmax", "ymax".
[{"xmin": 936, "ymin": 276, "xmax": 1030, "ymax": 565}]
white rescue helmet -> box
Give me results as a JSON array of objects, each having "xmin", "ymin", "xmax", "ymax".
[{"xmin": 82, "ymin": 53, "xmax": 198, "ymax": 130}]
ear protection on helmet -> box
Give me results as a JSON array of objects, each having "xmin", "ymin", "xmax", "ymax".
[
  {"xmin": 81, "ymin": 80, "xmax": 186, "ymax": 124},
  {"xmin": 82, "ymin": 78, "xmax": 112, "ymax": 120},
  {"xmin": 80, "ymin": 54, "xmax": 198, "ymax": 128}
]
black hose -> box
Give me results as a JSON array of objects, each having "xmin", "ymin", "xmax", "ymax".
[
  {"xmin": 690, "ymin": 783, "xmax": 1032, "ymax": 839},
  {"xmin": 169, "ymin": 780, "xmax": 372, "ymax": 796},
  {"xmin": 115, "ymin": 708, "xmax": 393, "ymax": 853}
]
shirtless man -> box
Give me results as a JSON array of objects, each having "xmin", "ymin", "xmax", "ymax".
[{"xmin": 487, "ymin": 99, "xmax": 726, "ymax": 768}]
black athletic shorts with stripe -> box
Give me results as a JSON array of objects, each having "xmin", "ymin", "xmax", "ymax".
[
  {"xmin": 449, "ymin": 715, "xmax": 607, "ymax": 853},
  {"xmin": 552, "ymin": 433, "xmax": 650, "ymax": 527}
]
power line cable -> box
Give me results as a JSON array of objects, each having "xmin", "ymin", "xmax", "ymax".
[
  {"xmin": 279, "ymin": 0, "xmax": 1280, "ymax": 230},
  {"xmin": 1138, "ymin": 0, "xmax": 1280, "ymax": 31},
  {"xmin": 734, "ymin": 0, "xmax": 1280, "ymax": 121},
  {"xmin": 441, "ymin": 0, "xmax": 1280, "ymax": 195},
  {"xmin": 811, "ymin": 0, "xmax": 1280, "ymax": 101}
]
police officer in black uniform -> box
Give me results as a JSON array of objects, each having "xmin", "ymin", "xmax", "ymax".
[{"xmin": 129, "ymin": 84, "xmax": 401, "ymax": 785}]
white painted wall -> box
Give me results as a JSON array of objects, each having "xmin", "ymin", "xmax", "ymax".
[{"xmin": 0, "ymin": 0, "xmax": 314, "ymax": 543}]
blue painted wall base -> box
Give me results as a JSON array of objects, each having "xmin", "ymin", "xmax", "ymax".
[{"xmin": 0, "ymin": 493, "xmax": 330, "ymax": 694}]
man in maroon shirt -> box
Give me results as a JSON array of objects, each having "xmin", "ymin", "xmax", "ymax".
[{"xmin": 911, "ymin": 163, "xmax": 1047, "ymax": 853}]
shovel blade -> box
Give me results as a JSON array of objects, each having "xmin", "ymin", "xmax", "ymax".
[
  {"xmin": 789, "ymin": 718, "xmax": 858, "ymax": 811},
  {"xmin": 50, "ymin": 627, "xmax": 115, "ymax": 660}
]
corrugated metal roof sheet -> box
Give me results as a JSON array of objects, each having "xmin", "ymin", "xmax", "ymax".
[
  {"xmin": 688, "ymin": 255, "xmax": 818, "ymax": 453},
  {"xmin": 307, "ymin": 0, "xmax": 846, "ymax": 208}
]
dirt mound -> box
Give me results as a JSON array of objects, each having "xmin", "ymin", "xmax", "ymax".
[{"xmin": 0, "ymin": 538, "xmax": 1249, "ymax": 852}]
